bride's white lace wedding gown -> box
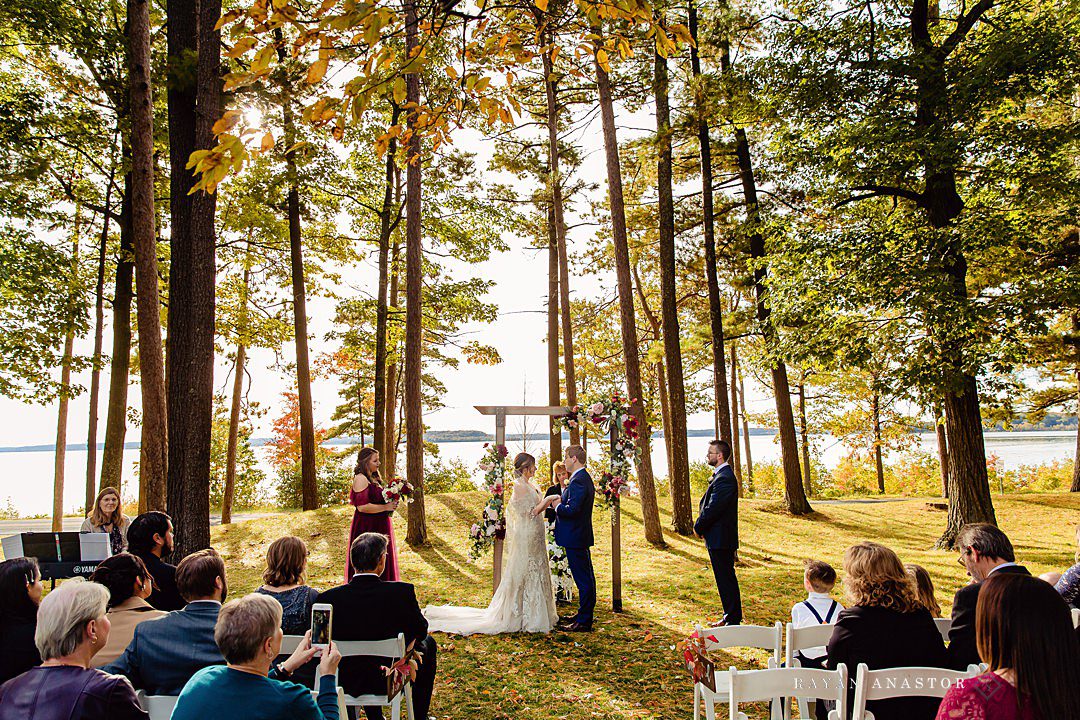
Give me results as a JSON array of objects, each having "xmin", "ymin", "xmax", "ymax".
[{"xmin": 423, "ymin": 478, "xmax": 558, "ymax": 634}]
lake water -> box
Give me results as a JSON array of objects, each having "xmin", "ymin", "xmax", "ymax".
[{"xmin": 2, "ymin": 431, "xmax": 1074, "ymax": 516}]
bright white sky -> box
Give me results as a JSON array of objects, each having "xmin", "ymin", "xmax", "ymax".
[{"xmin": 0, "ymin": 94, "xmax": 772, "ymax": 448}]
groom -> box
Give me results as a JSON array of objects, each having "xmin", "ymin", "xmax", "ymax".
[{"xmin": 546, "ymin": 444, "xmax": 596, "ymax": 632}]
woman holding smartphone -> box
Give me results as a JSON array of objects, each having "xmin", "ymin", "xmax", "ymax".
[{"xmin": 345, "ymin": 448, "xmax": 400, "ymax": 582}]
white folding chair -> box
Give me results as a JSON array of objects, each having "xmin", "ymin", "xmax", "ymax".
[
  {"xmin": 311, "ymin": 686, "xmax": 348, "ymax": 719},
  {"xmin": 337, "ymin": 633, "xmax": 415, "ymax": 720},
  {"xmin": 728, "ymin": 664, "xmax": 848, "ymax": 720},
  {"xmin": 135, "ymin": 691, "xmax": 177, "ymax": 720},
  {"xmin": 850, "ymin": 663, "xmax": 978, "ymax": 720},
  {"xmin": 1072, "ymin": 608, "xmax": 1079, "ymax": 629},
  {"xmin": 693, "ymin": 622, "xmax": 784, "ymax": 720},
  {"xmin": 933, "ymin": 617, "xmax": 952, "ymax": 644},
  {"xmin": 784, "ymin": 623, "xmax": 837, "ymax": 719}
]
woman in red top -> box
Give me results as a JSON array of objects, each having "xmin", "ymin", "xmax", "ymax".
[
  {"xmin": 936, "ymin": 573, "xmax": 1080, "ymax": 720},
  {"xmin": 344, "ymin": 448, "xmax": 400, "ymax": 582}
]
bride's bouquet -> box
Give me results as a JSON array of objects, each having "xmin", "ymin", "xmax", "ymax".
[{"xmin": 383, "ymin": 477, "xmax": 414, "ymax": 505}]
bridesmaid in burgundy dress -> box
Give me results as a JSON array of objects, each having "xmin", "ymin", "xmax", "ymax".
[{"xmin": 345, "ymin": 448, "xmax": 400, "ymax": 582}]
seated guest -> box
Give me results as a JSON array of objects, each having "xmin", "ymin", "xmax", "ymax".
[
  {"xmin": 0, "ymin": 558, "xmax": 43, "ymax": 684},
  {"xmin": 827, "ymin": 542, "xmax": 946, "ymax": 720},
  {"xmin": 257, "ymin": 536, "xmax": 321, "ymax": 635},
  {"xmin": 1052, "ymin": 523, "xmax": 1080, "ymax": 609},
  {"xmin": 936, "ymin": 573, "xmax": 1080, "ymax": 720},
  {"xmin": 103, "ymin": 548, "xmax": 228, "ymax": 694},
  {"xmin": 127, "ymin": 511, "xmax": 184, "ymax": 611},
  {"xmin": 88, "ymin": 553, "xmax": 167, "ymax": 666},
  {"xmin": 172, "ymin": 594, "xmax": 341, "ymax": 720},
  {"xmin": 947, "ymin": 523, "xmax": 1030, "ymax": 670},
  {"xmin": 317, "ymin": 533, "xmax": 437, "ymax": 720},
  {"xmin": 81, "ymin": 486, "xmax": 130, "ymax": 555},
  {"xmin": 906, "ymin": 564, "xmax": 942, "ymax": 617},
  {"xmin": 791, "ymin": 560, "xmax": 844, "ymax": 720},
  {"xmin": 0, "ymin": 578, "xmax": 147, "ymax": 720},
  {"xmin": 791, "ymin": 559, "xmax": 844, "ymax": 668}
]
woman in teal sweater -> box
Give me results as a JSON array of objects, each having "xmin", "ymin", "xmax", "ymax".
[{"xmin": 172, "ymin": 594, "xmax": 341, "ymax": 720}]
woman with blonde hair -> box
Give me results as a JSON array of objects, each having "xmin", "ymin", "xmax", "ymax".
[
  {"xmin": 81, "ymin": 487, "xmax": 130, "ymax": 555},
  {"xmin": 905, "ymin": 563, "xmax": 942, "ymax": 617},
  {"xmin": 826, "ymin": 542, "xmax": 946, "ymax": 720}
]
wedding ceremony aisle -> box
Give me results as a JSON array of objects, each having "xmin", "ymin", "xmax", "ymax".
[{"xmin": 212, "ymin": 491, "xmax": 1080, "ymax": 720}]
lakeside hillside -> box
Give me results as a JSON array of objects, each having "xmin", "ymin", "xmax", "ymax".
[{"xmin": 214, "ymin": 492, "xmax": 1079, "ymax": 719}]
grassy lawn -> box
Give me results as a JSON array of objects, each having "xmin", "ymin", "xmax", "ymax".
[{"xmin": 214, "ymin": 492, "xmax": 1080, "ymax": 720}]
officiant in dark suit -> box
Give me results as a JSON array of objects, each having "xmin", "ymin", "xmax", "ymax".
[{"xmin": 695, "ymin": 439, "xmax": 742, "ymax": 626}]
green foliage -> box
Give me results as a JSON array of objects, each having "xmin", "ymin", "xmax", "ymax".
[
  {"xmin": 273, "ymin": 453, "xmax": 353, "ymax": 509},
  {"xmin": 423, "ymin": 456, "xmax": 477, "ymax": 494},
  {"xmin": 208, "ymin": 402, "xmax": 267, "ymax": 510}
]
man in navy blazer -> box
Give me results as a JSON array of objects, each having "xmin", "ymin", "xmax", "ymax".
[
  {"xmin": 103, "ymin": 549, "xmax": 227, "ymax": 695},
  {"xmin": 548, "ymin": 444, "xmax": 595, "ymax": 631},
  {"xmin": 694, "ymin": 439, "xmax": 742, "ymax": 625}
]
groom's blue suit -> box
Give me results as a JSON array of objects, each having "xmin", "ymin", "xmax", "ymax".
[{"xmin": 554, "ymin": 467, "xmax": 596, "ymax": 627}]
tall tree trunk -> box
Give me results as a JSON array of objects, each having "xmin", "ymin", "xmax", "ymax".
[
  {"xmin": 166, "ymin": 0, "xmax": 220, "ymax": 555},
  {"xmin": 222, "ymin": 260, "xmax": 250, "ymax": 525},
  {"xmin": 131, "ymin": 0, "xmax": 167, "ymax": 512},
  {"xmin": 593, "ymin": 28, "xmax": 663, "ymax": 544},
  {"xmin": 655, "ymin": 51, "xmax": 692, "ymax": 535},
  {"xmin": 86, "ymin": 176, "xmax": 112, "ymax": 511},
  {"xmin": 100, "ymin": 172, "xmax": 134, "ymax": 494},
  {"xmin": 940, "ymin": 376, "xmax": 996, "ymax": 545},
  {"xmin": 934, "ymin": 399, "xmax": 949, "ymax": 497},
  {"xmin": 798, "ymin": 383, "xmax": 812, "ymax": 497},
  {"xmin": 872, "ymin": 393, "xmax": 885, "ymax": 494},
  {"xmin": 281, "ymin": 91, "xmax": 318, "ymax": 512},
  {"xmin": 547, "ymin": 204, "xmax": 562, "ymax": 475},
  {"xmin": 384, "ymin": 234, "xmax": 402, "ymax": 478},
  {"xmin": 1070, "ymin": 313, "xmax": 1079, "ymax": 492},
  {"xmin": 373, "ymin": 103, "xmax": 400, "ymax": 461},
  {"xmin": 404, "ymin": 0, "xmax": 426, "ymax": 546},
  {"xmin": 542, "ymin": 38, "xmax": 579, "ymax": 443},
  {"xmin": 689, "ymin": 0, "xmax": 733, "ymax": 453},
  {"xmin": 737, "ymin": 349, "xmax": 754, "ymax": 490},
  {"xmin": 633, "ymin": 267, "xmax": 675, "ymax": 489},
  {"xmin": 53, "ymin": 211, "xmax": 82, "ymax": 529},
  {"xmin": 730, "ymin": 341, "xmax": 742, "ymax": 495},
  {"xmin": 719, "ymin": 16, "xmax": 808, "ymax": 514}
]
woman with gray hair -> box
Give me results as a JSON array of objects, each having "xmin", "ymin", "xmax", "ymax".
[
  {"xmin": 171, "ymin": 593, "xmax": 341, "ymax": 720},
  {"xmin": 0, "ymin": 578, "xmax": 147, "ymax": 719}
]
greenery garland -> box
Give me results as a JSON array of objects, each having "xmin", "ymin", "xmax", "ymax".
[{"xmin": 558, "ymin": 392, "xmax": 637, "ymax": 518}]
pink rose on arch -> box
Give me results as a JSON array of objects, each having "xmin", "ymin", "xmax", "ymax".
[
  {"xmin": 590, "ymin": 402, "xmax": 605, "ymax": 416},
  {"xmin": 568, "ymin": 419, "xmax": 578, "ymax": 428},
  {"xmin": 492, "ymin": 484, "xmax": 503, "ymax": 495},
  {"xmin": 480, "ymin": 462, "xmax": 493, "ymax": 472}
]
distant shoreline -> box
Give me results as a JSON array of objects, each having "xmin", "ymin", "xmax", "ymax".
[{"xmin": 1, "ymin": 425, "xmax": 1075, "ymax": 453}]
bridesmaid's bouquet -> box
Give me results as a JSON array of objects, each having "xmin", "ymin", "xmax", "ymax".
[{"xmin": 383, "ymin": 477, "xmax": 414, "ymax": 505}]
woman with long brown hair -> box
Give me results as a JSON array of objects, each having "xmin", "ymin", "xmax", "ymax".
[
  {"xmin": 936, "ymin": 572, "xmax": 1080, "ymax": 719},
  {"xmin": 80, "ymin": 487, "xmax": 130, "ymax": 555},
  {"xmin": 344, "ymin": 448, "xmax": 399, "ymax": 581},
  {"xmin": 826, "ymin": 542, "xmax": 946, "ymax": 720}
]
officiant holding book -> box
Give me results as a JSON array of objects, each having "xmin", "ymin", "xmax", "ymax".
[{"xmin": 695, "ymin": 439, "xmax": 742, "ymax": 626}]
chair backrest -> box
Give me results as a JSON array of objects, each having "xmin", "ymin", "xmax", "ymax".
[
  {"xmin": 851, "ymin": 663, "xmax": 977, "ymax": 719},
  {"xmin": 281, "ymin": 634, "xmax": 305, "ymax": 654},
  {"xmin": 695, "ymin": 622, "xmax": 783, "ymax": 666},
  {"xmin": 1072, "ymin": 608, "xmax": 1079, "ymax": 629},
  {"xmin": 933, "ymin": 617, "xmax": 952, "ymax": 643},
  {"xmin": 311, "ymin": 686, "xmax": 348, "ymax": 719},
  {"xmin": 139, "ymin": 693, "xmax": 178, "ymax": 720},
  {"xmin": 728, "ymin": 664, "xmax": 848, "ymax": 720},
  {"xmin": 337, "ymin": 633, "xmax": 407, "ymax": 660},
  {"xmin": 784, "ymin": 623, "xmax": 836, "ymax": 666}
]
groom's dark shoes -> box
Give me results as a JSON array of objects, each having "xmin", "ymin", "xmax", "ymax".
[
  {"xmin": 565, "ymin": 621, "xmax": 592, "ymax": 632},
  {"xmin": 556, "ymin": 616, "xmax": 576, "ymax": 629}
]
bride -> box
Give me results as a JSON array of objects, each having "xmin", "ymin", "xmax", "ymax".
[{"xmin": 423, "ymin": 452, "xmax": 558, "ymax": 634}]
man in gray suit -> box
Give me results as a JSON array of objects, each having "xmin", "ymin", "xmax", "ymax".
[{"xmin": 104, "ymin": 549, "xmax": 228, "ymax": 695}]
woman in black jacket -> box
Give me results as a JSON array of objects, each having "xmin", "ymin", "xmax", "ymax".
[
  {"xmin": 0, "ymin": 557, "xmax": 43, "ymax": 684},
  {"xmin": 826, "ymin": 542, "xmax": 948, "ymax": 720}
]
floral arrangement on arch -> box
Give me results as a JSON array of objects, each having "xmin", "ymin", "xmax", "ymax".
[
  {"xmin": 467, "ymin": 443, "xmax": 508, "ymax": 560},
  {"xmin": 545, "ymin": 517, "xmax": 574, "ymax": 601}
]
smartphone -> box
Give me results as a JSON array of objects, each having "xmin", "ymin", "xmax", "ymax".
[{"xmin": 311, "ymin": 603, "xmax": 333, "ymax": 650}]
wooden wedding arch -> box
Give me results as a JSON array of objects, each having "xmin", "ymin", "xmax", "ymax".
[{"xmin": 473, "ymin": 404, "xmax": 624, "ymax": 613}]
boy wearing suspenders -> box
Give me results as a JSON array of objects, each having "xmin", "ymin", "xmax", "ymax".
[{"xmin": 791, "ymin": 560, "xmax": 844, "ymax": 720}]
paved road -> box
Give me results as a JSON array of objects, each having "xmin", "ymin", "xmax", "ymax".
[
  {"xmin": 813, "ymin": 497, "xmax": 924, "ymax": 505},
  {"xmin": 0, "ymin": 512, "xmax": 278, "ymax": 535}
]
